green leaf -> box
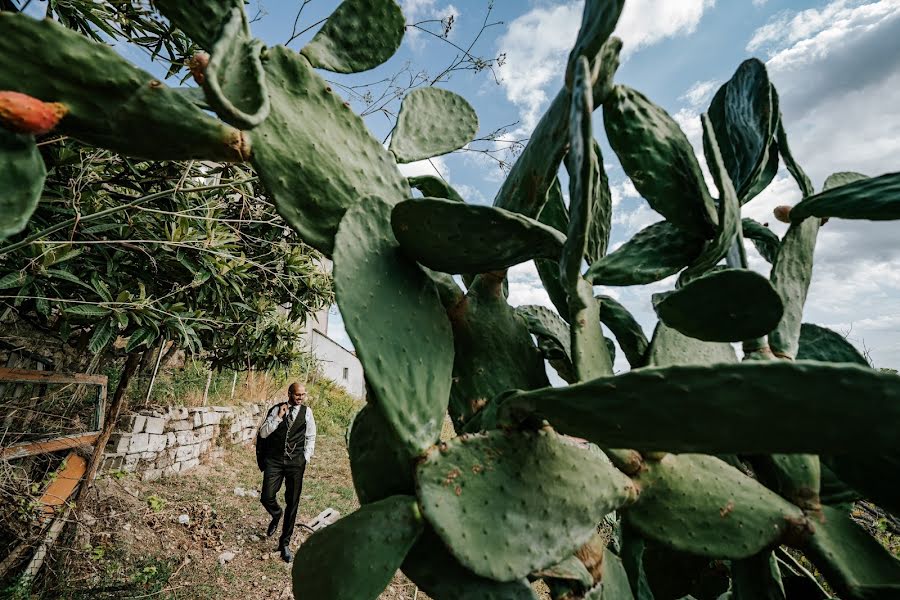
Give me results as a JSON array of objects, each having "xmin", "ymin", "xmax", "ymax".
[
  {"xmin": 416, "ymin": 429, "xmax": 636, "ymax": 581},
  {"xmin": 390, "ymin": 88, "xmax": 479, "ymax": 163},
  {"xmin": 292, "ymin": 495, "xmax": 423, "ymax": 600},
  {"xmin": 125, "ymin": 327, "xmax": 155, "ymax": 354},
  {"xmin": 88, "ymin": 319, "xmax": 116, "ymax": 354},
  {"xmin": 0, "ymin": 130, "xmax": 46, "ymax": 241},
  {"xmin": 334, "ymin": 197, "xmax": 453, "ymax": 453},
  {"xmin": 391, "ymin": 198, "xmax": 565, "ymax": 274},
  {"xmin": 654, "ymin": 269, "xmax": 783, "ymax": 343},
  {"xmin": 585, "ymin": 221, "xmax": 704, "ymax": 286},
  {"xmin": 625, "ymin": 454, "xmax": 805, "ymax": 559},
  {"xmin": 0, "ymin": 271, "xmax": 27, "ymax": 290},
  {"xmin": 301, "ymin": 0, "xmax": 405, "ymax": 74},
  {"xmin": 790, "ymin": 171, "xmax": 900, "ymax": 222},
  {"xmin": 44, "ymin": 268, "xmax": 90, "ymax": 290},
  {"xmin": 500, "ymin": 361, "xmax": 900, "ymax": 454},
  {"xmin": 64, "ymin": 304, "xmax": 111, "ymax": 318}
]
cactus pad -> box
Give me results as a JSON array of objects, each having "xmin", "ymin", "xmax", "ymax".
[
  {"xmin": 347, "ymin": 404, "xmax": 415, "ymax": 504},
  {"xmin": 596, "ymin": 296, "xmax": 648, "ymax": 368},
  {"xmin": 654, "ymin": 269, "xmax": 783, "ymax": 342},
  {"xmin": 625, "ymin": 454, "xmax": 806, "ymax": 559},
  {"xmin": 391, "ymin": 198, "xmax": 566, "ymax": 273},
  {"xmin": 201, "ymin": 8, "xmax": 270, "ymax": 129},
  {"xmin": 789, "ymin": 171, "xmax": 900, "ymax": 222},
  {"xmin": 301, "ymin": 0, "xmax": 405, "ymax": 74},
  {"xmin": 334, "ymin": 197, "xmax": 453, "ymax": 453},
  {"xmin": 416, "ymin": 429, "xmax": 636, "ymax": 581},
  {"xmin": 0, "ymin": 130, "xmax": 45, "ymax": 241},
  {"xmin": 565, "ymin": 0, "xmax": 624, "ymax": 88},
  {"xmin": 517, "ymin": 304, "xmax": 576, "ymax": 382},
  {"xmin": 796, "ymin": 323, "xmax": 868, "ymax": 366},
  {"xmin": 408, "ymin": 175, "xmax": 465, "ymax": 202},
  {"xmin": 604, "ymin": 85, "xmax": 717, "ymax": 237},
  {"xmin": 251, "ymin": 46, "xmax": 408, "ymax": 254},
  {"xmin": 291, "ymin": 495, "xmax": 423, "ymax": 599},
  {"xmin": 768, "ymin": 218, "xmax": 820, "ymax": 359},
  {"xmin": 742, "ymin": 218, "xmax": 780, "ymax": 263},
  {"xmin": 585, "ymin": 221, "xmax": 704, "ymax": 286},
  {"xmin": 153, "ymin": 0, "xmax": 243, "ymax": 50},
  {"xmin": 823, "ymin": 171, "xmax": 868, "ymax": 191},
  {"xmin": 0, "ymin": 13, "xmax": 248, "ymax": 162},
  {"xmin": 390, "ymin": 88, "xmax": 478, "ymax": 163},
  {"xmin": 646, "ymin": 322, "xmax": 737, "ymax": 367},
  {"xmin": 501, "ymin": 361, "xmax": 900, "ymax": 454},
  {"xmin": 402, "ymin": 529, "xmax": 539, "ymax": 600},
  {"xmin": 536, "ymin": 179, "xmax": 571, "ymax": 319}
]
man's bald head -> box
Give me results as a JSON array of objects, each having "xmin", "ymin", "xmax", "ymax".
[{"xmin": 288, "ymin": 382, "xmax": 306, "ymax": 405}]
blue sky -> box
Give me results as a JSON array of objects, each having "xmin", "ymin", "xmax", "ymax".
[{"xmin": 91, "ymin": 1, "xmax": 900, "ymax": 370}]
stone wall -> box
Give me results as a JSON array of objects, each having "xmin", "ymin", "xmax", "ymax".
[{"xmin": 102, "ymin": 403, "xmax": 264, "ymax": 481}]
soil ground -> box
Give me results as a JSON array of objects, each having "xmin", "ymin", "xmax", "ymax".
[{"xmin": 43, "ymin": 434, "xmax": 550, "ymax": 599}]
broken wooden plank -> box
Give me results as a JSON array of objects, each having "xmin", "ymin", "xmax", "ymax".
[
  {"xmin": 39, "ymin": 452, "xmax": 87, "ymax": 524},
  {"xmin": 22, "ymin": 506, "xmax": 71, "ymax": 583},
  {"xmin": 0, "ymin": 367, "xmax": 107, "ymax": 386},
  {"xmin": 0, "ymin": 432, "xmax": 100, "ymax": 461}
]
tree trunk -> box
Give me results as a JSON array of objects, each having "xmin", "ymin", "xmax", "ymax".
[{"xmin": 73, "ymin": 351, "xmax": 142, "ymax": 513}]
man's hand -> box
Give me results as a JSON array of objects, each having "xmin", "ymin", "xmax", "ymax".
[{"xmin": 278, "ymin": 404, "xmax": 289, "ymax": 418}]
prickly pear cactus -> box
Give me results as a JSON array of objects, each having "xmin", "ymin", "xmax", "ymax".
[{"xmin": 2, "ymin": 1, "xmax": 899, "ymax": 598}]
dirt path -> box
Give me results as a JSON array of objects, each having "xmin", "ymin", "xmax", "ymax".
[{"xmin": 56, "ymin": 434, "xmax": 424, "ymax": 599}]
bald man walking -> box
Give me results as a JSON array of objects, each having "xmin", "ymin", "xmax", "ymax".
[{"xmin": 258, "ymin": 382, "xmax": 316, "ymax": 562}]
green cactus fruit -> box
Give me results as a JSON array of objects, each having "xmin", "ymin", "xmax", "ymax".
[
  {"xmin": 334, "ymin": 196, "xmax": 452, "ymax": 453},
  {"xmin": 680, "ymin": 114, "xmax": 740, "ymax": 283},
  {"xmin": 570, "ymin": 278, "xmax": 614, "ymax": 379},
  {"xmin": 534, "ymin": 555, "xmax": 595, "ymax": 590},
  {"xmin": 390, "ymin": 88, "xmax": 479, "ymax": 163},
  {"xmin": 153, "ymin": 0, "xmax": 244, "ymax": 50},
  {"xmin": 803, "ymin": 505, "xmax": 900, "ymax": 599},
  {"xmin": 347, "ymin": 404, "xmax": 415, "ymax": 504},
  {"xmin": 300, "ymin": 0, "xmax": 404, "ymax": 74},
  {"xmin": 751, "ymin": 453, "xmax": 821, "ymax": 512},
  {"xmin": 200, "ymin": 7, "xmax": 270, "ymax": 129},
  {"xmin": 0, "ymin": 13, "xmax": 248, "ymax": 162},
  {"xmin": 516, "ymin": 305, "xmax": 576, "ymax": 383},
  {"xmin": 603, "ymin": 85, "xmax": 717, "ymax": 237},
  {"xmin": 823, "ymin": 171, "xmax": 868, "ymax": 191},
  {"xmin": 730, "ymin": 552, "xmax": 786, "ymax": 600},
  {"xmin": 536, "ymin": 179, "xmax": 571, "ymax": 320},
  {"xmin": 447, "ymin": 273, "xmax": 549, "ymax": 429},
  {"xmin": 561, "ymin": 55, "xmax": 595, "ymax": 293},
  {"xmin": 415, "ymin": 429, "xmax": 637, "ymax": 582},
  {"xmin": 585, "ymin": 221, "xmax": 705, "ymax": 286},
  {"xmin": 595, "ymin": 296, "xmax": 649, "ymax": 368},
  {"xmin": 291, "ymin": 495, "xmax": 423, "ymax": 600},
  {"xmin": 741, "ymin": 218, "xmax": 780, "ymax": 264},
  {"xmin": 500, "ymin": 361, "xmax": 900, "ymax": 454},
  {"xmin": 646, "ymin": 322, "xmax": 737, "ymax": 367},
  {"xmin": 797, "ymin": 323, "xmax": 868, "ymax": 365},
  {"xmin": 823, "ymin": 454, "xmax": 900, "ymax": 516},
  {"xmin": 0, "ymin": 130, "xmax": 45, "ymax": 241},
  {"xmin": 408, "ymin": 175, "xmax": 465, "ymax": 202},
  {"xmin": 789, "ymin": 171, "xmax": 900, "ymax": 222},
  {"xmin": 402, "ymin": 529, "xmax": 539, "ymax": 600},
  {"xmin": 768, "ymin": 219, "xmax": 819, "ymax": 359},
  {"xmin": 775, "ymin": 109, "xmax": 815, "ymax": 198},
  {"xmin": 624, "ymin": 454, "xmax": 807, "ymax": 559},
  {"xmin": 391, "ymin": 198, "xmax": 566, "ymax": 273},
  {"xmin": 565, "ymin": 0, "xmax": 625, "ymax": 89},
  {"xmin": 250, "ymin": 46, "xmax": 408, "ymax": 254},
  {"xmin": 707, "ymin": 59, "xmax": 777, "ymax": 203},
  {"xmin": 654, "ymin": 269, "xmax": 783, "ymax": 343}
]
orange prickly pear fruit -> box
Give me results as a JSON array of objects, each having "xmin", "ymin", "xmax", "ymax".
[
  {"xmin": 0, "ymin": 91, "xmax": 67, "ymax": 135},
  {"xmin": 188, "ymin": 52, "xmax": 210, "ymax": 86}
]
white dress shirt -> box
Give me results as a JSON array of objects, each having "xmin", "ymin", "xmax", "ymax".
[{"xmin": 259, "ymin": 404, "xmax": 316, "ymax": 463}]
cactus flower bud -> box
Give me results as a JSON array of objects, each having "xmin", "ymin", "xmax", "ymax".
[
  {"xmin": 189, "ymin": 52, "xmax": 210, "ymax": 85},
  {"xmin": 773, "ymin": 205, "xmax": 792, "ymax": 223},
  {"xmin": 0, "ymin": 91, "xmax": 67, "ymax": 135}
]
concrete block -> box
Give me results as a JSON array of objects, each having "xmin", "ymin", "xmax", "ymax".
[
  {"xmin": 132, "ymin": 415, "xmax": 147, "ymax": 434},
  {"xmin": 169, "ymin": 407, "xmax": 189, "ymax": 420},
  {"xmin": 176, "ymin": 444, "xmax": 200, "ymax": 461},
  {"xmin": 212, "ymin": 406, "xmax": 232, "ymax": 413},
  {"xmin": 181, "ymin": 458, "xmax": 200, "ymax": 472},
  {"xmin": 142, "ymin": 468, "xmax": 163, "ymax": 481},
  {"xmin": 166, "ymin": 432, "xmax": 177, "ymax": 448},
  {"xmin": 164, "ymin": 462, "xmax": 182, "ymax": 476},
  {"xmin": 175, "ymin": 431, "xmax": 196, "ymax": 446},
  {"xmin": 144, "ymin": 417, "xmax": 165, "ymax": 435},
  {"xmin": 147, "ymin": 434, "xmax": 167, "ymax": 453},
  {"xmin": 167, "ymin": 419, "xmax": 192, "ymax": 432},
  {"xmin": 124, "ymin": 454, "xmax": 140, "ymax": 471},
  {"xmin": 202, "ymin": 411, "xmax": 222, "ymax": 426},
  {"xmin": 108, "ymin": 434, "xmax": 132, "ymax": 454},
  {"xmin": 193, "ymin": 411, "xmax": 203, "ymax": 428},
  {"xmin": 102, "ymin": 453, "xmax": 125, "ymax": 472},
  {"xmin": 129, "ymin": 433, "xmax": 149, "ymax": 454}
]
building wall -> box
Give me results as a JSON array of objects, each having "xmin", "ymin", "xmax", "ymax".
[{"xmin": 309, "ymin": 329, "xmax": 364, "ymax": 398}]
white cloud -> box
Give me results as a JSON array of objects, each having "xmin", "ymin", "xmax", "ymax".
[
  {"xmin": 614, "ymin": 0, "xmax": 716, "ymax": 55},
  {"xmin": 680, "ymin": 79, "xmax": 720, "ymax": 107},
  {"xmin": 506, "ymin": 261, "xmax": 554, "ymax": 309},
  {"xmin": 402, "ymin": 0, "xmax": 461, "ymax": 48},
  {"xmin": 397, "ymin": 155, "xmax": 450, "ymax": 180}
]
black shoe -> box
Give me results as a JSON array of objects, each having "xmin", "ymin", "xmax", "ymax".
[
  {"xmin": 267, "ymin": 514, "xmax": 281, "ymax": 537},
  {"xmin": 280, "ymin": 546, "xmax": 293, "ymax": 563}
]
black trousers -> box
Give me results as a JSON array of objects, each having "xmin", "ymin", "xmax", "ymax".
[{"xmin": 260, "ymin": 455, "xmax": 307, "ymax": 548}]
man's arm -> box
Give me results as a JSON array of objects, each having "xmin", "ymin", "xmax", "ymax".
[
  {"xmin": 258, "ymin": 404, "xmax": 283, "ymax": 439},
  {"xmin": 304, "ymin": 407, "xmax": 316, "ymax": 462}
]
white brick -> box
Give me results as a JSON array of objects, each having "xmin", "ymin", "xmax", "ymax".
[
  {"xmin": 108, "ymin": 434, "xmax": 132, "ymax": 454},
  {"xmin": 193, "ymin": 411, "xmax": 203, "ymax": 428},
  {"xmin": 169, "ymin": 407, "xmax": 189, "ymax": 420},
  {"xmin": 164, "ymin": 462, "xmax": 182, "ymax": 476},
  {"xmin": 166, "ymin": 432, "xmax": 177, "ymax": 448},
  {"xmin": 202, "ymin": 411, "xmax": 222, "ymax": 426},
  {"xmin": 142, "ymin": 468, "xmax": 163, "ymax": 482},
  {"xmin": 175, "ymin": 431, "xmax": 196, "ymax": 446},
  {"xmin": 181, "ymin": 458, "xmax": 200, "ymax": 472},
  {"xmin": 129, "ymin": 433, "xmax": 149, "ymax": 454},
  {"xmin": 147, "ymin": 434, "xmax": 167, "ymax": 453},
  {"xmin": 132, "ymin": 415, "xmax": 147, "ymax": 434},
  {"xmin": 176, "ymin": 444, "xmax": 200, "ymax": 461},
  {"xmin": 124, "ymin": 454, "xmax": 140, "ymax": 471},
  {"xmin": 212, "ymin": 406, "xmax": 232, "ymax": 413},
  {"xmin": 167, "ymin": 419, "xmax": 192, "ymax": 431},
  {"xmin": 144, "ymin": 417, "xmax": 165, "ymax": 435}
]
